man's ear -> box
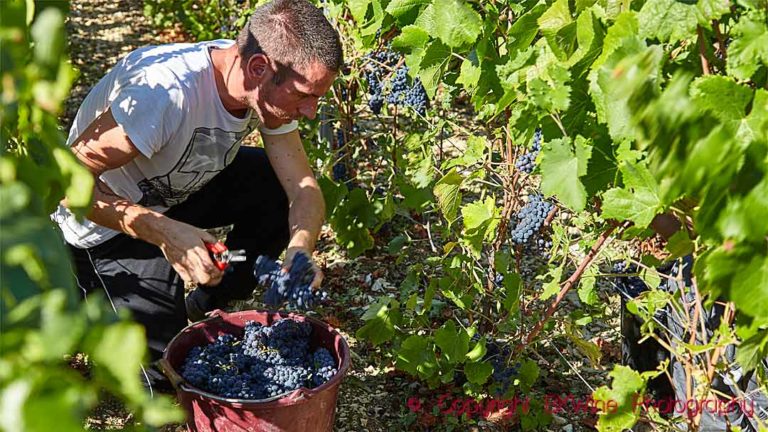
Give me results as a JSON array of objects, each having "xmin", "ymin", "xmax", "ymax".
[{"xmin": 246, "ymin": 53, "xmax": 269, "ymax": 81}]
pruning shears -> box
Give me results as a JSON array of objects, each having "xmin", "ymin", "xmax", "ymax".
[{"xmin": 204, "ymin": 241, "xmax": 246, "ymax": 271}]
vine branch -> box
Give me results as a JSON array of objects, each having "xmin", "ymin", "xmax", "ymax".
[
  {"xmin": 697, "ymin": 26, "xmax": 712, "ymax": 75},
  {"xmin": 513, "ymin": 220, "xmax": 626, "ymax": 353}
]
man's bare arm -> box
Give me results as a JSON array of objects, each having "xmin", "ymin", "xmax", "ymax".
[
  {"xmin": 67, "ymin": 108, "xmax": 223, "ymax": 285},
  {"xmin": 262, "ymin": 129, "xmax": 325, "ymax": 287}
]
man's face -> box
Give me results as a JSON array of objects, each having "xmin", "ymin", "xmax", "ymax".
[{"xmin": 246, "ymin": 58, "xmax": 337, "ymax": 130}]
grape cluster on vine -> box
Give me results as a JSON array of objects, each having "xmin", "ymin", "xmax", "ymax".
[
  {"xmin": 515, "ymin": 128, "xmax": 543, "ymax": 174},
  {"xmin": 483, "ymin": 338, "xmax": 520, "ymax": 396},
  {"xmin": 611, "ymin": 261, "xmax": 648, "ymax": 299},
  {"xmin": 254, "ymin": 252, "xmax": 328, "ymax": 309},
  {"xmin": 510, "ymin": 194, "xmax": 555, "ymax": 245},
  {"xmin": 364, "ymin": 49, "xmax": 428, "ymax": 116},
  {"xmin": 181, "ymin": 319, "xmax": 338, "ymax": 400},
  {"xmin": 332, "ymin": 128, "xmax": 349, "ymax": 182}
]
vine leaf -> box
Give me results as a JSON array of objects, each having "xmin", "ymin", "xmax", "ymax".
[
  {"xmin": 348, "ymin": 0, "xmax": 385, "ymax": 36},
  {"xmin": 30, "ymin": 8, "xmax": 66, "ymax": 69},
  {"xmin": 666, "ymin": 230, "xmax": 694, "ymax": 259},
  {"xmin": 456, "ymin": 57, "xmax": 481, "ymax": 90},
  {"xmin": 51, "ymin": 148, "xmax": 94, "ymax": 214},
  {"xmin": 745, "ymin": 89, "xmax": 768, "ymax": 142},
  {"xmin": 91, "ymin": 322, "xmax": 148, "ymax": 403},
  {"xmin": 578, "ymin": 266, "xmax": 599, "ymax": 306},
  {"xmin": 416, "ymin": 40, "xmax": 451, "ymax": 98},
  {"xmin": 517, "ymin": 360, "xmax": 540, "ymax": 393},
  {"xmin": 433, "ymin": 169, "xmax": 463, "ymax": 222},
  {"xmin": 434, "ymin": 320, "xmax": 469, "ymax": 364},
  {"xmin": 391, "ymin": 24, "xmax": 430, "ymax": 51},
  {"xmin": 690, "ymin": 76, "xmax": 753, "ymax": 122},
  {"xmin": 637, "ymin": 0, "xmax": 698, "ymax": 43},
  {"xmin": 565, "ymin": 323, "xmax": 602, "ymax": 366},
  {"xmin": 601, "ymin": 156, "xmax": 662, "ymax": 228},
  {"xmin": 735, "ymin": 330, "xmax": 768, "ymax": 372},
  {"xmin": 539, "ymin": 266, "xmax": 563, "ymax": 301},
  {"xmin": 357, "ymin": 298, "xmax": 402, "ymax": 346},
  {"xmin": 460, "ymin": 196, "xmax": 499, "ymax": 257},
  {"xmin": 540, "ymin": 137, "xmax": 588, "ymax": 211},
  {"xmin": 508, "ymin": 3, "xmax": 548, "ymax": 55},
  {"xmin": 593, "ymin": 365, "xmax": 644, "ymax": 432},
  {"xmin": 395, "ymin": 335, "xmax": 437, "ymax": 378},
  {"xmin": 385, "ymin": 0, "xmax": 430, "ymax": 20},
  {"xmin": 441, "ymin": 135, "xmax": 486, "ymax": 170},
  {"xmin": 464, "ymin": 360, "xmax": 493, "ymax": 385},
  {"xmin": 429, "ymin": 0, "xmax": 482, "ymax": 49},
  {"xmin": 726, "ymin": 10, "xmax": 768, "ymax": 80},
  {"xmin": 537, "ymin": 0, "xmax": 577, "ymax": 60},
  {"xmin": 730, "ymin": 255, "xmax": 768, "ymax": 319},
  {"xmin": 465, "ymin": 337, "xmax": 487, "ymax": 362},
  {"xmin": 330, "ymin": 188, "xmax": 376, "ymax": 258}
]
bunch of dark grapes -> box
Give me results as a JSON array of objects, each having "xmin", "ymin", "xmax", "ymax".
[
  {"xmin": 254, "ymin": 252, "xmax": 329, "ymax": 309},
  {"xmin": 509, "ymin": 194, "xmax": 555, "ymax": 245},
  {"xmin": 363, "ymin": 49, "xmax": 428, "ymax": 116},
  {"xmin": 332, "ymin": 163, "xmax": 348, "ymax": 182},
  {"xmin": 364, "ymin": 49, "xmax": 398, "ymax": 114},
  {"xmin": 181, "ymin": 318, "xmax": 339, "ymax": 400},
  {"xmin": 611, "ymin": 261, "xmax": 647, "ymax": 299},
  {"xmin": 386, "ymin": 66, "xmax": 409, "ymax": 104},
  {"xmin": 515, "ymin": 128, "xmax": 543, "ymax": 174},
  {"xmin": 525, "ymin": 237, "xmax": 554, "ymax": 260},
  {"xmin": 332, "ymin": 128, "xmax": 349, "ymax": 182},
  {"xmin": 404, "ymin": 78, "xmax": 428, "ymax": 116},
  {"xmin": 312, "ymin": 348, "xmax": 337, "ymax": 387},
  {"xmin": 481, "ymin": 338, "xmax": 520, "ymax": 396}
]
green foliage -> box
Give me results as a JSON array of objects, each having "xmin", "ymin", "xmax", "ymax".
[
  {"xmin": 592, "ymin": 365, "xmax": 645, "ymax": 432},
  {"xmin": 143, "ymin": 0, "xmax": 261, "ymax": 40},
  {"xmin": 1, "ymin": 1, "xmax": 183, "ymax": 429}
]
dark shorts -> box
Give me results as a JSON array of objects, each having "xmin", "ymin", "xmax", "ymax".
[{"xmin": 68, "ymin": 146, "xmax": 290, "ymax": 388}]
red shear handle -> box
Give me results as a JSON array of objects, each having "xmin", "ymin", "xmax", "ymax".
[{"xmin": 204, "ymin": 241, "xmax": 229, "ymax": 271}]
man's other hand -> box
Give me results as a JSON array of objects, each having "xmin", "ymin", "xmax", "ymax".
[{"xmin": 283, "ymin": 247, "xmax": 324, "ymax": 290}]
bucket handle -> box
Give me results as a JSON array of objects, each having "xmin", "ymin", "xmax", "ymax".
[
  {"xmin": 286, "ymin": 387, "xmax": 313, "ymax": 402},
  {"xmin": 157, "ymin": 358, "xmax": 185, "ymax": 390}
]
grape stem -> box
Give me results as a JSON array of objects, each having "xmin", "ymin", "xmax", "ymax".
[
  {"xmin": 712, "ymin": 19, "xmax": 727, "ymax": 61},
  {"xmin": 697, "ymin": 26, "xmax": 712, "ymax": 75}
]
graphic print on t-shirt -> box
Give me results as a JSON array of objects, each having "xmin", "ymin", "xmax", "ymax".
[{"xmin": 137, "ymin": 126, "xmax": 251, "ymax": 207}]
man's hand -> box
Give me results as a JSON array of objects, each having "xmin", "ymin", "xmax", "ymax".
[
  {"xmin": 284, "ymin": 247, "xmax": 324, "ymax": 290},
  {"xmin": 155, "ymin": 219, "xmax": 225, "ymax": 286}
]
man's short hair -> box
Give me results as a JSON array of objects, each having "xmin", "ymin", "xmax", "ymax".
[{"xmin": 236, "ymin": 0, "xmax": 343, "ymax": 74}]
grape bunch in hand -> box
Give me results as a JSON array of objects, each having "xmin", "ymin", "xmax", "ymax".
[{"xmin": 254, "ymin": 252, "xmax": 329, "ymax": 309}]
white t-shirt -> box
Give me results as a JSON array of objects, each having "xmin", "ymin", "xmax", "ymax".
[{"xmin": 52, "ymin": 40, "xmax": 298, "ymax": 248}]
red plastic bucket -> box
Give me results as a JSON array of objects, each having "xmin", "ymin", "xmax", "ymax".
[{"xmin": 158, "ymin": 309, "xmax": 350, "ymax": 432}]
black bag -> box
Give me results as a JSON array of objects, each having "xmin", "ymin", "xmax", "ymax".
[{"xmin": 616, "ymin": 256, "xmax": 768, "ymax": 431}]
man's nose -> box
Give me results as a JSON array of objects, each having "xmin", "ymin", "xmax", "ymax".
[{"xmin": 298, "ymin": 98, "xmax": 319, "ymax": 120}]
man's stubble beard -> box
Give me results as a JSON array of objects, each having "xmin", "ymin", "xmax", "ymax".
[{"xmin": 248, "ymin": 85, "xmax": 291, "ymax": 129}]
